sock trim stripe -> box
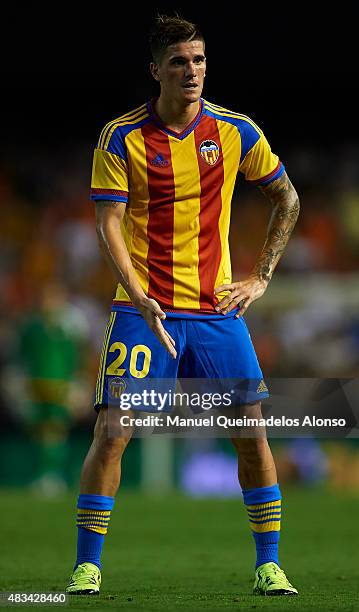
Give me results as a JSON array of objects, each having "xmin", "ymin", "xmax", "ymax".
[
  {"xmin": 77, "ymin": 509, "xmax": 111, "ymax": 516},
  {"xmin": 249, "ymin": 517, "xmax": 281, "ymax": 525},
  {"xmin": 247, "ymin": 502, "xmax": 281, "ymax": 511},
  {"xmin": 251, "ymin": 521, "xmax": 280, "ymax": 533},
  {"xmin": 77, "ymin": 521, "xmax": 109, "ymax": 528},
  {"xmin": 248, "ymin": 510, "xmax": 281, "ymax": 519},
  {"xmin": 80, "ymin": 525, "xmax": 108, "ymax": 535},
  {"xmin": 249, "ymin": 516, "xmax": 281, "ymax": 525},
  {"xmin": 77, "ymin": 515, "xmax": 110, "ymax": 520},
  {"xmin": 246, "ymin": 501, "xmax": 281, "ymax": 511},
  {"xmin": 77, "ymin": 516, "xmax": 110, "ymax": 525},
  {"xmin": 77, "ymin": 520, "xmax": 110, "ymax": 527}
]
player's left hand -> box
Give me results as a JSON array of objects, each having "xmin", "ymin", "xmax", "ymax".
[{"xmin": 214, "ymin": 275, "xmax": 268, "ymax": 318}]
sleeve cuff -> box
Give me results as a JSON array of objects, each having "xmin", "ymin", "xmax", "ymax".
[
  {"xmin": 90, "ymin": 188, "xmax": 128, "ymax": 203},
  {"xmin": 248, "ymin": 162, "xmax": 285, "ymax": 186}
]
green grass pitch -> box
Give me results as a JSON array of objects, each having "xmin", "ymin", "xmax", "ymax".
[{"xmin": 1, "ymin": 488, "xmax": 358, "ymax": 611}]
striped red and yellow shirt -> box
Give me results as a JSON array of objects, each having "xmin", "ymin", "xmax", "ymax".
[{"xmin": 91, "ymin": 98, "xmax": 284, "ymax": 312}]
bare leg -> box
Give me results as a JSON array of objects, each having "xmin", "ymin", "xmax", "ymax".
[
  {"xmin": 231, "ymin": 402, "xmax": 277, "ymax": 489},
  {"xmin": 80, "ymin": 407, "xmax": 134, "ymax": 496}
]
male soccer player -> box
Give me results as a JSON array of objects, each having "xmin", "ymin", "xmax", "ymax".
[{"xmin": 66, "ymin": 15, "xmax": 300, "ymax": 597}]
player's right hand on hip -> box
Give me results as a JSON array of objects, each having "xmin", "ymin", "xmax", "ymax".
[{"xmin": 136, "ymin": 298, "xmax": 177, "ymax": 359}]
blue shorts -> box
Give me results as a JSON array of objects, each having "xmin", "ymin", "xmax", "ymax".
[{"xmin": 94, "ymin": 306, "xmax": 268, "ymax": 412}]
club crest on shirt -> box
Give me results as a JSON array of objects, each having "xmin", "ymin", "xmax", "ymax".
[
  {"xmin": 199, "ymin": 140, "xmax": 220, "ymax": 165},
  {"xmin": 109, "ymin": 377, "xmax": 127, "ymax": 398}
]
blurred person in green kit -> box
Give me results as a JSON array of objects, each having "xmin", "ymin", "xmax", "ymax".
[{"xmin": 17, "ymin": 282, "xmax": 89, "ymax": 494}]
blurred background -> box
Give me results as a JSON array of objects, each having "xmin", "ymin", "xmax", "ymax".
[{"xmin": 0, "ymin": 6, "xmax": 358, "ymax": 496}]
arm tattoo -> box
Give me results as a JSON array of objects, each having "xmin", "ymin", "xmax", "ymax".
[{"xmin": 254, "ymin": 172, "xmax": 300, "ymax": 282}]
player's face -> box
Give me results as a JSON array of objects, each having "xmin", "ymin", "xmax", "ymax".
[{"xmin": 151, "ymin": 40, "xmax": 206, "ymax": 105}]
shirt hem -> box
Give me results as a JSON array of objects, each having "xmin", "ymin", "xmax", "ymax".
[{"xmin": 111, "ymin": 300, "xmax": 240, "ymax": 319}]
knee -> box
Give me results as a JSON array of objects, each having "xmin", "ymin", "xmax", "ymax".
[{"xmin": 93, "ymin": 410, "xmax": 132, "ymax": 461}]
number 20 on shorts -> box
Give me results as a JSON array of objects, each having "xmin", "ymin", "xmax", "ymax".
[{"xmin": 106, "ymin": 342, "xmax": 151, "ymax": 378}]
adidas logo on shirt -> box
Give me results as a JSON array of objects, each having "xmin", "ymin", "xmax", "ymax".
[{"xmin": 150, "ymin": 154, "xmax": 169, "ymax": 167}]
